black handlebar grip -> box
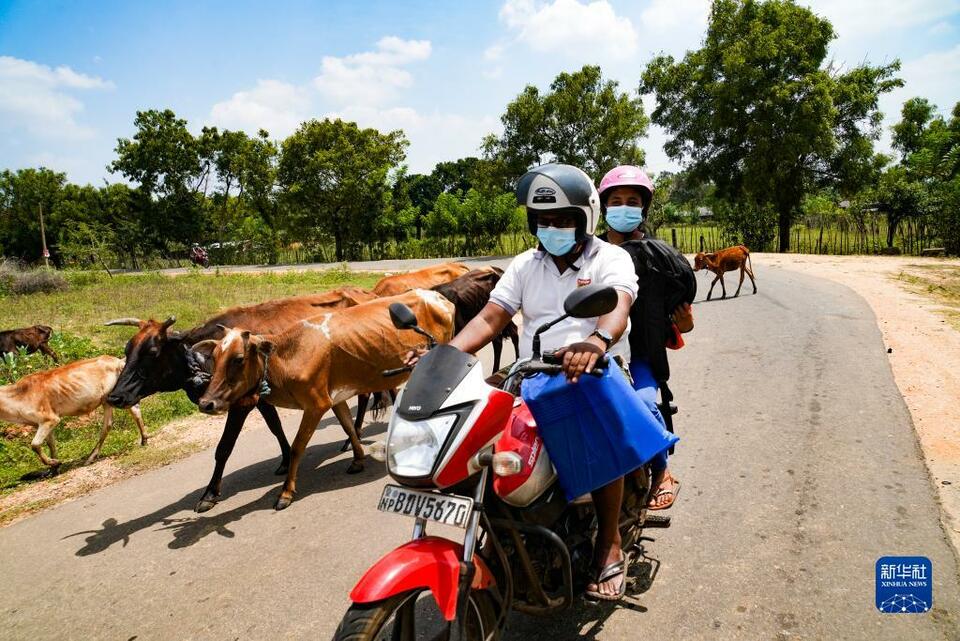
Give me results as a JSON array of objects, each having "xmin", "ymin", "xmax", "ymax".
[{"xmin": 382, "ymin": 365, "xmax": 412, "ymax": 377}]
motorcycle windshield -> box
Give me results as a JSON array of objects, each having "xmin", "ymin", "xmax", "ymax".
[{"xmin": 397, "ymin": 344, "xmax": 478, "ymax": 420}]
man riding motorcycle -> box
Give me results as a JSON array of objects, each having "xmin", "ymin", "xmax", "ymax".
[{"xmin": 408, "ymin": 162, "xmax": 640, "ymax": 600}]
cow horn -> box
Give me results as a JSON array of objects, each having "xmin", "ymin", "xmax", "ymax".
[
  {"xmin": 105, "ymin": 318, "xmax": 143, "ymax": 327},
  {"xmin": 216, "ymin": 323, "xmax": 230, "ymax": 333},
  {"xmin": 161, "ymin": 316, "xmax": 177, "ymax": 330}
]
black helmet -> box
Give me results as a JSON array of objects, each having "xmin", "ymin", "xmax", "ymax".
[{"xmin": 515, "ymin": 163, "xmax": 601, "ymax": 242}]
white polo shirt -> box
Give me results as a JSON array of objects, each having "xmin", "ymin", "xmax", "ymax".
[{"xmin": 489, "ymin": 237, "xmax": 638, "ymax": 361}]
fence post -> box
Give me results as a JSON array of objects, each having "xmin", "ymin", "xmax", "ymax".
[
  {"xmin": 671, "ymin": 228, "xmax": 677, "ymax": 248},
  {"xmin": 699, "ymin": 234, "xmax": 705, "ymax": 252}
]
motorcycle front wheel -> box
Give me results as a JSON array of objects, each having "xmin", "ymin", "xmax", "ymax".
[{"xmin": 333, "ymin": 588, "xmax": 499, "ymax": 641}]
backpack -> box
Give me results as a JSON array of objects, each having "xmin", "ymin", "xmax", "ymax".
[{"xmin": 618, "ymin": 238, "xmax": 697, "ymax": 383}]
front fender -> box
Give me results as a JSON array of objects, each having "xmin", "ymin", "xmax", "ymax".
[{"xmin": 349, "ymin": 536, "xmax": 495, "ymax": 621}]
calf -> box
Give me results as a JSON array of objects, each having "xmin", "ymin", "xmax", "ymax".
[
  {"xmin": 196, "ymin": 289, "xmax": 455, "ymax": 510},
  {"xmin": 432, "ymin": 266, "xmax": 519, "ymax": 371},
  {"xmin": 372, "ymin": 262, "xmax": 471, "ymax": 297},
  {"xmin": 693, "ymin": 245, "xmax": 757, "ymax": 300},
  {"xmin": 0, "ymin": 356, "xmax": 147, "ymax": 471},
  {"xmin": 0, "ymin": 325, "xmax": 59, "ymax": 362}
]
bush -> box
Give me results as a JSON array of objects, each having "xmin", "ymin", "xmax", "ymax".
[{"xmin": 0, "ymin": 261, "xmax": 69, "ymax": 296}]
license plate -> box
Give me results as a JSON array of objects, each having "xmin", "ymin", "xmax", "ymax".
[{"xmin": 377, "ymin": 484, "xmax": 473, "ymax": 529}]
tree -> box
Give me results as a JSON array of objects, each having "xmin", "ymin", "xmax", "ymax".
[
  {"xmin": 0, "ymin": 168, "xmax": 67, "ymax": 263},
  {"xmin": 484, "ymin": 65, "xmax": 648, "ymax": 185},
  {"xmin": 892, "ymin": 99, "xmax": 960, "ymax": 253},
  {"xmin": 110, "ymin": 109, "xmax": 210, "ymax": 252},
  {"xmin": 642, "ymin": 0, "xmax": 901, "ymax": 251},
  {"xmin": 277, "ymin": 118, "xmax": 407, "ymax": 261},
  {"xmin": 874, "ymin": 167, "xmax": 931, "ymax": 248}
]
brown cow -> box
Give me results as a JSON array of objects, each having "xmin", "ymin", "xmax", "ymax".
[
  {"xmin": 432, "ymin": 266, "xmax": 519, "ymax": 371},
  {"xmin": 372, "ymin": 262, "xmax": 471, "ymax": 297},
  {"xmin": 693, "ymin": 245, "xmax": 757, "ymax": 300},
  {"xmin": 104, "ymin": 286, "xmax": 378, "ymax": 512},
  {"xmin": 0, "ymin": 356, "xmax": 147, "ymax": 471},
  {"xmin": 0, "ymin": 325, "xmax": 59, "ymax": 362},
  {"xmin": 196, "ymin": 289, "xmax": 455, "ymax": 509}
]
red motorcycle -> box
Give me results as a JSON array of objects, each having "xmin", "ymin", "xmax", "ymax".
[
  {"xmin": 189, "ymin": 244, "xmax": 209, "ymax": 268},
  {"xmin": 333, "ymin": 285, "xmax": 658, "ymax": 641}
]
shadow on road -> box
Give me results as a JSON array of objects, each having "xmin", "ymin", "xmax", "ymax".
[
  {"xmin": 504, "ymin": 548, "xmax": 661, "ymax": 639},
  {"xmin": 63, "ymin": 422, "xmax": 388, "ymax": 556}
]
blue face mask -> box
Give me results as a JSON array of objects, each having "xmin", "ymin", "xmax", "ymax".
[
  {"xmin": 537, "ymin": 226, "xmax": 578, "ymax": 256},
  {"xmin": 605, "ymin": 205, "xmax": 644, "ymax": 233}
]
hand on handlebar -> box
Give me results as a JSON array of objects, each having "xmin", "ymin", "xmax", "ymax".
[
  {"xmin": 554, "ymin": 340, "xmax": 606, "ymax": 383},
  {"xmin": 402, "ymin": 346, "xmax": 429, "ymax": 368}
]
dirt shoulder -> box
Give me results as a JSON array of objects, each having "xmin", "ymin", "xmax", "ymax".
[{"xmin": 755, "ymin": 253, "xmax": 960, "ymax": 558}]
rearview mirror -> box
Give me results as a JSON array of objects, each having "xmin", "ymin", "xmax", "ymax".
[
  {"xmin": 563, "ymin": 284, "xmax": 618, "ymax": 318},
  {"xmin": 389, "ymin": 303, "xmax": 418, "ymax": 330}
]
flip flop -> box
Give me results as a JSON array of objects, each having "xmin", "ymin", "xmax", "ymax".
[
  {"xmin": 648, "ymin": 477, "xmax": 681, "ymax": 511},
  {"xmin": 584, "ymin": 551, "xmax": 631, "ymax": 602}
]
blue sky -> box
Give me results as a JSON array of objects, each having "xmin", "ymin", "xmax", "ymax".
[{"xmin": 1, "ymin": 0, "xmax": 959, "ymax": 186}]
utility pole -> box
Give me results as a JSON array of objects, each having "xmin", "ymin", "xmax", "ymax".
[{"xmin": 39, "ymin": 203, "xmax": 50, "ymax": 268}]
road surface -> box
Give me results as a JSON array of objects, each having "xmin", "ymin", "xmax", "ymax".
[{"xmin": 1, "ymin": 264, "xmax": 958, "ymax": 640}]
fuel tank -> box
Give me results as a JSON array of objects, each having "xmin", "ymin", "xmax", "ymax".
[{"xmin": 492, "ymin": 399, "xmax": 557, "ymax": 507}]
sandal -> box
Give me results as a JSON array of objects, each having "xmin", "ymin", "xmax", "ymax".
[
  {"xmin": 584, "ymin": 551, "xmax": 630, "ymax": 602},
  {"xmin": 648, "ymin": 476, "xmax": 681, "ymax": 511}
]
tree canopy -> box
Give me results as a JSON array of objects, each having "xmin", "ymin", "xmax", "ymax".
[
  {"xmin": 642, "ymin": 0, "xmax": 901, "ymax": 251},
  {"xmin": 483, "ymin": 65, "xmax": 649, "ymax": 187},
  {"xmin": 277, "ymin": 118, "xmax": 408, "ymax": 261}
]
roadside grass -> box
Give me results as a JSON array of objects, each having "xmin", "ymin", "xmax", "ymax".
[
  {"xmin": 895, "ymin": 265, "xmax": 960, "ymax": 331},
  {"xmin": 0, "ymin": 266, "xmax": 383, "ymax": 490}
]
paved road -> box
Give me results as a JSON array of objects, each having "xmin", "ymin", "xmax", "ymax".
[{"xmin": 2, "ymin": 265, "xmax": 959, "ymax": 640}]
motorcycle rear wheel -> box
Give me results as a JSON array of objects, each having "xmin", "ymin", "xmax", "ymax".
[{"xmin": 333, "ymin": 588, "xmax": 500, "ymax": 641}]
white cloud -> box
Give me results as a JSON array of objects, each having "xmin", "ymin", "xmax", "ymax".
[
  {"xmin": 326, "ymin": 106, "xmax": 499, "ymax": 173},
  {"xmin": 209, "ymin": 79, "xmax": 312, "ymax": 138},
  {"xmin": 640, "ymin": 0, "xmax": 710, "ymax": 32},
  {"xmin": 206, "ymin": 36, "xmax": 491, "ymax": 172},
  {"xmin": 497, "ymin": 0, "xmax": 638, "ymax": 60},
  {"xmin": 314, "ymin": 37, "xmax": 431, "ymax": 108},
  {"xmin": 804, "ymin": 0, "xmax": 960, "ymax": 39},
  {"xmin": 0, "ymin": 56, "xmax": 113, "ymax": 140},
  {"xmin": 879, "ymin": 43, "xmax": 960, "ymax": 137},
  {"xmin": 484, "ymin": 42, "xmax": 506, "ymax": 62},
  {"xmin": 928, "ymin": 21, "xmax": 954, "ymax": 35}
]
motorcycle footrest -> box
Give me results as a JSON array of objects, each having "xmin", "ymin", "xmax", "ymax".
[{"xmin": 644, "ymin": 514, "xmax": 671, "ymax": 528}]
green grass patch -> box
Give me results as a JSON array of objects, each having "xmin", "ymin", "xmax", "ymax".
[
  {"xmin": 0, "ymin": 265, "xmax": 382, "ymax": 489},
  {"xmin": 895, "ymin": 265, "xmax": 960, "ymax": 331}
]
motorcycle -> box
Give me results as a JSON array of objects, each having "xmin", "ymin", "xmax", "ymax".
[
  {"xmin": 332, "ymin": 284, "xmax": 665, "ymax": 641},
  {"xmin": 189, "ymin": 244, "xmax": 209, "ymax": 268}
]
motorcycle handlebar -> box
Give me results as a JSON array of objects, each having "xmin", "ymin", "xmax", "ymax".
[
  {"xmin": 382, "ymin": 365, "xmax": 413, "ymax": 377},
  {"xmin": 521, "ymin": 360, "xmax": 606, "ymax": 377}
]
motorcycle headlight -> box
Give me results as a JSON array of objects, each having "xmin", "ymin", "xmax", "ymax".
[{"xmin": 387, "ymin": 414, "xmax": 458, "ymax": 479}]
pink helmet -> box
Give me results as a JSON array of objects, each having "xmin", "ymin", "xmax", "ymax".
[{"xmin": 597, "ymin": 165, "xmax": 654, "ymax": 209}]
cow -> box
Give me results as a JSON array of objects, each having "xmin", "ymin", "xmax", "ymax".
[
  {"xmin": 0, "ymin": 325, "xmax": 59, "ymax": 362},
  {"xmin": 693, "ymin": 245, "xmax": 757, "ymax": 300},
  {"xmin": 338, "ymin": 265, "xmax": 515, "ymax": 453},
  {"xmin": 432, "ymin": 266, "xmax": 519, "ymax": 372},
  {"xmin": 0, "ymin": 356, "xmax": 147, "ymax": 471},
  {"xmin": 196, "ymin": 289, "xmax": 456, "ymax": 510},
  {"xmin": 371, "ymin": 262, "xmax": 471, "ymax": 297},
  {"xmin": 104, "ymin": 286, "xmax": 377, "ymax": 512}
]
